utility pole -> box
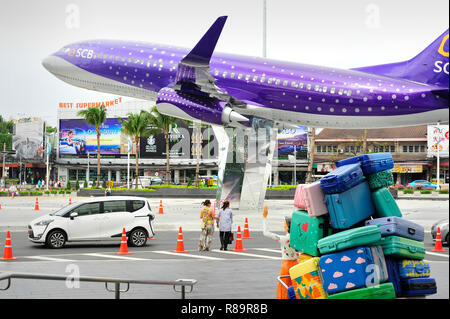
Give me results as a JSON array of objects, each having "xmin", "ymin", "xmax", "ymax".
[{"xmin": 263, "ymin": 0, "xmax": 267, "ymax": 58}]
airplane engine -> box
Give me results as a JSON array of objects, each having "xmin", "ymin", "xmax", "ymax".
[{"xmin": 155, "ymin": 87, "xmax": 248, "ymax": 126}]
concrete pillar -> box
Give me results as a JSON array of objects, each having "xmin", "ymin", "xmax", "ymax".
[
  {"xmin": 207, "ymin": 169, "xmax": 212, "ymax": 176},
  {"xmin": 107, "ymin": 170, "xmax": 112, "ymax": 182},
  {"xmin": 86, "ymin": 168, "xmax": 90, "ymax": 182},
  {"xmin": 174, "ymin": 169, "xmax": 180, "ymax": 184},
  {"xmin": 273, "ymin": 169, "xmax": 279, "ymax": 186},
  {"xmin": 116, "ymin": 170, "xmax": 121, "ymax": 183}
]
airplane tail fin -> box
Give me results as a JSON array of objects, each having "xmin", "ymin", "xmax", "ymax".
[{"xmin": 354, "ymin": 29, "xmax": 449, "ymax": 88}]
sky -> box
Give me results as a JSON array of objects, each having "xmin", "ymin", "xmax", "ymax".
[{"xmin": 0, "ymin": 0, "xmax": 448, "ymax": 126}]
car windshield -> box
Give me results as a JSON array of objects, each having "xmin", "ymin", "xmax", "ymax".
[{"xmin": 50, "ymin": 203, "xmax": 80, "ymax": 216}]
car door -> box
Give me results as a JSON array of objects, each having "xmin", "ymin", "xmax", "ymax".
[
  {"xmin": 100, "ymin": 200, "xmax": 134, "ymax": 239},
  {"xmin": 66, "ymin": 202, "xmax": 102, "ymax": 240}
]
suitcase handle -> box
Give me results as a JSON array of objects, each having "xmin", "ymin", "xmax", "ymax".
[
  {"xmin": 408, "ymin": 246, "xmax": 417, "ymax": 253},
  {"xmin": 408, "ymin": 228, "xmax": 416, "ymax": 235},
  {"xmin": 416, "ymin": 264, "xmax": 424, "ymax": 273}
]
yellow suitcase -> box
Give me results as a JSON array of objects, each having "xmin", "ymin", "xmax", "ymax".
[{"xmin": 289, "ymin": 257, "xmax": 328, "ymax": 299}]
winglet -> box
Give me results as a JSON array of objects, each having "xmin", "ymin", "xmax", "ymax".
[{"xmin": 182, "ymin": 16, "xmax": 228, "ymax": 66}]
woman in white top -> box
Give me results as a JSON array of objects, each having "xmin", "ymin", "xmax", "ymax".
[
  {"xmin": 216, "ymin": 200, "xmax": 233, "ymax": 251},
  {"xmin": 262, "ymin": 205, "xmax": 299, "ymax": 299}
]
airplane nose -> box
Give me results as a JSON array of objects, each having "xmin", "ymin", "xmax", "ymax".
[{"xmin": 42, "ymin": 55, "xmax": 55, "ymax": 73}]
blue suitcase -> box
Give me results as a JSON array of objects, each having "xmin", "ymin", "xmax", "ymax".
[
  {"xmin": 334, "ymin": 153, "xmax": 394, "ymax": 175},
  {"xmin": 320, "ymin": 163, "xmax": 365, "ymax": 194},
  {"xmin": 319, "ymin": 245, "xmax": 388, "ymax": 295},
  {"xmin": 325, "ymin": 181, "xmax": 375, "ymax": 229},
  {"xmin": 398, "ymin": 260, "xmax": 430, "ymax": 279},
  {"xmin": 401, "ymin": 278, "xmax": 437, "ymax": 296},
  {"xmin": 385, "ymin": 258, "xmax": 402, "ymax": 297},
  {"xmin": 365, "ymin": 217, "xmax": 424, "ymax": 242}
]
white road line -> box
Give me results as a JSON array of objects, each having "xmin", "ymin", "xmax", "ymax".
[
  {"xmin": 152, "ymin": 251, "xmax": 225, "ymax": 260},
  {"xmin": 252, "ymin": 248, "xmax": 281, "ymax": 254},
  {"xmin": 425, "ymin": 251, "xmax": 449, "ymax": 258},
  {"xmin": 83, "ymin": 253, "xmax": 148, "ymax": 261},
  {"xmin": 211, "ymin": 249, "xmax": 280, "ymax": 260},
  {"xmin": 25, "ymin": 256, "xmax": 76, "ymax": 262}
]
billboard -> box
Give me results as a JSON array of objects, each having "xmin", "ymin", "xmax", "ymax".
[
  {"xmin": 427, "ymin": 125, "xmax": 449, "ymax": 157},
  {"xmin": 59, "ymin": 118, "xmax": 136, "ymax": 158},
  {"xmin": 12, "ymin": 118, "xmax": 45, "ymax": 160},
  {"xmin": 276, "ymin": 126, "xmax": 308, "ymax": 159},
  {"xmin": 140, "ymin": 121, "xmax": 218, "ymax": 160}
]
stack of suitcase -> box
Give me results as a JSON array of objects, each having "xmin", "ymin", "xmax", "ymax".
[{"xmin": 288, "ymin": 152, "xmax": 437, "ymax": 299}]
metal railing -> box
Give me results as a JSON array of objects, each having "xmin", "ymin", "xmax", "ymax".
[{"xmin": 0, "ymin": 272, "xmax": 197, "ymax": 299}]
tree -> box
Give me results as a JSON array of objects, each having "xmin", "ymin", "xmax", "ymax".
[
  {"xmin": 146, "ymin": 108, "xmax": 179, "ymax": 185},
  {"xmin": 119, "ymin": 110, "xmax": 151, "ymax": 189},
  {"xmin": 77, "ymin": 105, "xmax": 107, "ymax": 188},
  {"xmin": 306, "ymin": 127, "xmax": 316, "ymax": 184}
]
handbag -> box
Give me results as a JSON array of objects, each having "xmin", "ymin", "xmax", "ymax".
[{"xmin": 228, "ymin": 232, "xmax": 234, "ymax": 244}]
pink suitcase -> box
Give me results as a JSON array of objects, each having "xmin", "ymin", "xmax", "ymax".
[
  {"xmin": 294, "ymin": 184, "xmax": 307, "ymax": 209},
  {"xmin": 304, "ymin": 181, "xmax": 329, "ymax": 217}
]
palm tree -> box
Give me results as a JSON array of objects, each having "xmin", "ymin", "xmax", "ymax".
[
  {"xmin": 147, "ymin": 107, "xmax": 179, "ymax": 185},
  {"xmin": 77, "ymin": 105, "xmax": 107, "ymax": 188},
  {"xmin": 119, "ymin": 111, "xmax": 151, "ymax": 189}
]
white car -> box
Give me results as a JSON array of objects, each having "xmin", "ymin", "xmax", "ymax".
[{"xmin": 28, "ymin": 196, "xmax": 155, "ymax": 248}]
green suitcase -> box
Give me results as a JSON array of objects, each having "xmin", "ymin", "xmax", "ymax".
[
  {"xmin": 290, "ymin": 210, "xmax": 333, "ymax": 256},
  {"xmin": 375, "ymin": 236, "xmax": 425, "ymax": 260},
  {"xmin": 371, "ymin": 187, "xmax": 402, "ymax": 218},
  {"xmin": 328, "ymin": 282, "xmax": 396, "ymax": 299},
  {"xmin": 317, "ymin": 225, "xmax": 382, "ymax": 254},
  {"xmin": 367, "ymin": 170, "xmax": 394, "ymax": 190}
]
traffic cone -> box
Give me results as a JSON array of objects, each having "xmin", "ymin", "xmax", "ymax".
[
  {"xmin": 232, "ymin": 226, "xmax": 247, "ymax": 252},
  {"xmin": 172, "ymin": 227, "xmax": 188, "ymax": 253},
  {"xmin": 242, "ymin": 217, "xmax": 253, "ymax": 239},
  {"xmin": 116, "ymin": 228, "xmax": 133, "ymax": 255},
  {"xmin": 0, "ymin": 231, "xmax": 18, "ymax": 261},
  {"xmin": 34, "ymin": 197, "xmax": 39, "ymax": 211},
  {"xmin": 69, "ymin": 198, "xmax": 72, "ymax": 205},
  {"xmin": 432, "ymin": 227, "xmax": 446, "ymax": 252},
  {"xmin": 0, "ymin": 203, "xmax": 2, "ymax": 210},
  {"xmin": 158, "ymin": 200, "xmax": 164, "ymax": 214}
]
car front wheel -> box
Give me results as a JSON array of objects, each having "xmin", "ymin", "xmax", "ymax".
[
  {"xmin": 46, "ymin": 230, "xmax": 66, "ymax": 249},
  {"xmin": 128, "ymin": 228, "xmax": 148, "ymax": 247}
]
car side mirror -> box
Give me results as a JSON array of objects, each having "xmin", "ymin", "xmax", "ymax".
[{"xmin": 70, "ymin": 212, "xmax": 78, "ymax": 220}]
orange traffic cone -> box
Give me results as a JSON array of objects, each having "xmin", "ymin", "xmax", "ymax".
[
  {"xmin": 0, "ymin": 231, "xmax": 18, "ymax": 261},
  {"xmin": 158, "ymin": 200, "xmax": 164, "ymax": 214},
  {"xmin": 34, "ymin": 197, "xmax": 39, "ymax": 211},
  {"xmin": 242, "ymin": 217, "xmax": 253, "ymax": 239},
  {"xmin": 233, "ymin": 226, "xmax": 247, "ymax": 252},
  {"xmin": 69, "ymin": 198, "xmax": 72, "ymax": 205},
  {"xmin": 0, "ymin": 203, "xmax": 2, "ymax": 210},
  {"xmin": 432, "ymin": 227, "xmax": 446, "ymax": 252},
  {"xmin": 116, "ymin": 228, "xmax": 133, "ymax": 255},
  {"xmin": 172, "ymin": 227, "xmax": 188, "ymax": 253}
]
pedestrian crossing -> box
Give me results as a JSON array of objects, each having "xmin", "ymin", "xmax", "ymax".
[{"xmin": 13, "ymin": 247, "xmax": 283, "ymax": 263}]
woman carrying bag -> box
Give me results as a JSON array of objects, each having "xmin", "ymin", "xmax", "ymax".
[{"xmin": 216, "ymin": 200, "xmax": 233, "ymax": 251}]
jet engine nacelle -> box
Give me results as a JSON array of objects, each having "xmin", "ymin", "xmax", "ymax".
[{"xmin": 156, "ymin": 87, "xmax": 248, "ymax": 126}]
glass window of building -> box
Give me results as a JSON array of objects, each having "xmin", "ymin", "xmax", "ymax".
[
  {"xmin": 414, "ymin": 145, "xmax": 420, "ymax": 153},
  {"xmin": 409, "ymin": 146, "xmax": 414, "ymax": 153},
  {"xmin": 390, "ymin": 145, "xmax": 395, "ymax": 153},
  {"xmin": 403, "ymin": 145, "xmax": 408, "ymax": 153},
  {"xmin": 420, "ymin": 145, "xmax": 425, "ymax": 153}
]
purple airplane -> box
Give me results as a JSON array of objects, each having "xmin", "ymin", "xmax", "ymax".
[{"xmin": 43, "ymin": 16, "xmax": 449, "ymax": 129}]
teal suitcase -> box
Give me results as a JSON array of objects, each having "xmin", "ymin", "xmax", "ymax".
[
  {"xmin": 290, "ymin": 210, "xmax": 333, "ymax": 256},
  {"xmin": 367, "ymin": 170, "xmax": 394, "ymax": 190},
  {"xmin": 317, "ymin": 225, "xmax": 382, "ymax": 254},
  {"xmin": 375, "ymin": 236, "xmax": 425, "ymax": 260},
  {"xmin": 371, "ymin": 188, "xmax": 402, "ymax": 218},
  {"xmin": 327, "ymin": 282, "xmax": 396, "ymax": 299}
]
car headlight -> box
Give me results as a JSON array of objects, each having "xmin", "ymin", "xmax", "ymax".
[{"xmin": 35, "ymin": 219, "xmax": 54, "ymax": 226}]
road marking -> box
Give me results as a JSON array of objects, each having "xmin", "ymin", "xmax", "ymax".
[
  {"xmin": 83, "ymin": 253, "xmax": 148, "ymax": 261},
  {"xmin": 151, "ymin": 251, "xmax": 225, "ymax": 260},
  {"xmin": 211, "ymin": 249, "xmax": 280, "ymax": 260},
  {"xmin": 25, "ymin": 256, "xmax": 76, "ymax": 262},
  {"xmin": 252, "ymin": 248, "xmax": 281, "ymax": 254},
  {"xmin": 425, "ymin": 251, "xmax": 449, "ymax": 258}
]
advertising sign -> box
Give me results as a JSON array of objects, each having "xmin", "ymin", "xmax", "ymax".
[
  {"xmin": 392, "ymin": 164, "xmax": 423, "ymax": 173},
  {"xmin": 427, "ymin": 125, "xmax": 449, "ymax": 157},
  {"xmin": 12, "ymin": 118, "xmax": 45, "ymax": 160},
  {"xmin": 276, "ymin": 126, "xmax": 308, "ymax": 159},
  {"xmin": 59, "ymin": 118, "xmax": 136, "ymax": 158}
]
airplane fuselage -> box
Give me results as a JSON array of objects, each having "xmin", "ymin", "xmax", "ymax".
[{"xmin": 43, "ymin": 39, "xmax": 448, "ymax": 128}]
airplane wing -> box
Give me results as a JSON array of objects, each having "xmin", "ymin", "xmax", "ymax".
[{"xmin": 155, "ymin": 17, "xmax": 251, "ymax": 126}]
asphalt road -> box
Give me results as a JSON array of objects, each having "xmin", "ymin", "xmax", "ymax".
[{"xmin": 0, "ymin": 196, "xmax": 448, "ymax": 299}]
